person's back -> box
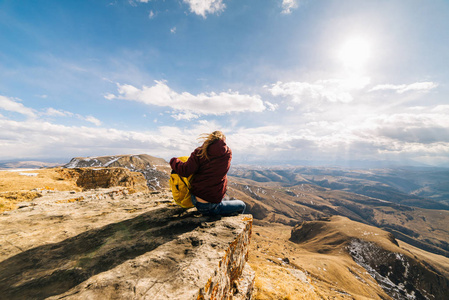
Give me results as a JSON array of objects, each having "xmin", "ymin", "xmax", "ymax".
[{"xmin": 170, "ymin": 131, "xmax": 246, "ymax": 216}]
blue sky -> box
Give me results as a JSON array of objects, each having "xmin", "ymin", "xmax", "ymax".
[{"xmin": 1, "ymin": 0, "xmax": 448, "ymax": 166}]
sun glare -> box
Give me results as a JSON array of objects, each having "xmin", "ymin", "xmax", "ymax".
[{"xmin": 338, "ymin": 37, "xmax": 371, "ymax": 69}]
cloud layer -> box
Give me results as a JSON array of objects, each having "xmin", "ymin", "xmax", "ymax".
[
  {"xmin": 2, "ymin": 77, "xmax": 448, "ymax": 166},
  {"xmin": 370, "ymin": 82, "xmax": 438, "ymax": 94},
  {"xmin": 107, "ymin": 81, "xmax": 267, "ymax": 119},
  {"xmin": 269, "ymin": 77, "xmax": 370, "ymax": 104}
]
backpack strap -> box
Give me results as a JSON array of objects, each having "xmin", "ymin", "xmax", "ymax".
[{"xmin": 179, "ymin": 175, "xmax": 191, "ymax": 191}]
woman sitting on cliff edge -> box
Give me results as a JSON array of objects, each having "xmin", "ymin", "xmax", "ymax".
[{"xmin": 169, "ymin": 131, "xmax": 246, "ymax": 216}]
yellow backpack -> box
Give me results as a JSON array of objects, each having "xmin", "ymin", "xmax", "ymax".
[{"xmin": 169, "ymin": 156, "xmax": 194, "ymax": 208}]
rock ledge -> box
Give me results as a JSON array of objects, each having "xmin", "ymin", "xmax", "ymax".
[{"xmin": 0, "ymin": 189, "xmax": 254, "ymax": 300}]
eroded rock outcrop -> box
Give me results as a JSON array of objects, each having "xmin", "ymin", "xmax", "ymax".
[
  {"xmin": 58, "ymin": 167, "xmax": 149, "ymax": 193},
  {"xmin": 65, "ymin": 154, "xmax": 171, "ymax": 190}
]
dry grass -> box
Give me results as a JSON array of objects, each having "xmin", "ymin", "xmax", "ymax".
[
  {"xmin": 0, "ymin": 191, "xmax": 42, "ymax": 213},
  {"xmin": 0, "ymin": 168, "xmax": 80, "ymax": 213},
  {"xmin": 397, "ymin": 240, "xmax": 449, "ymax": 279},
  {"xmin": 248, "ymin": 224, "xmax": 326, "ymax": 300},
  {"xmin": 248, "ymin": 216, "xmax": 449, "ymax": 299},
  {"xmin": 250, "ymin": 258, "xmax": 322, "ymax": 300},
  {"xmin": 0, "ymin": 168, "xmax": 80, "ymax": 192},
  {"xmin": 55, "ymin": 197, "xmax": 85, "ymax": 204},
  {"xmin": 248, "ymin": 221, "xmax": 393, "ymax": 300},
  {"xmin": 373, "ymin": 207, "xmax": 449, "ymax": 251}
]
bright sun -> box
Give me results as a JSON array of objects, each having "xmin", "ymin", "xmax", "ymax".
[{"xmin": 338, "ymin": 37, "xmax": 371, "ymax": 69}]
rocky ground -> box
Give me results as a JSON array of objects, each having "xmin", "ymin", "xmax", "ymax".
[
  {"xmin": 1, "ymin": 187, "xmax": 168, "ymax": 261},
  {"xmin": 0, "ymin": 171, "xmax": 254, "ymax": 300}
]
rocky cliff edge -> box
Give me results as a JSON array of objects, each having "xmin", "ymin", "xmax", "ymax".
[{"xmin": 0, "ymin": 174, "xmax": 254, "ymax": 299}]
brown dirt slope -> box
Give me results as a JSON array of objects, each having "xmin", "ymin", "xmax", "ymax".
[{"xmin": 249, "ymin": 216, "xmax": 449, "ymax": 300}]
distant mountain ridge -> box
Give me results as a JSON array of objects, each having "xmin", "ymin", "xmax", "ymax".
[
  {"xmin": 0, "ymin": 160, "xmax": 62, "ymax": 170},
  {"xmin": 229, "ymin": 165, "xmax": 449, "ymax": 209},
  {"xmin": 64, "ymin": 154, "xmax": 171, "ymax": 190},
  {"xmin": 227, "ymin": 167, "xmax": 449, "ymax": 258}
]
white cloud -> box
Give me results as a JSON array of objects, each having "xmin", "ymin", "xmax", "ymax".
[
  {"xmin": 110, "ymin": 80, "xmax": 266, "ymax": 117},
  {"xmin": 83, "ymin": 115, "xmax": 102, "ymax": 126},
  {"xmin": 104, "ymin": 93, "xmax": 116, "ymax": 100},
  {"xmin": 431, "ymin": 105, "xmax": 449, "ymax": 113},
  {"xmin": 0, "ymin": 112, "xmax": 221, "ymax": 160},
  {"xmin": 0, "ymin": 95, "xmax": 36, "ymax": 118},
  {"xmin": 183, "ymin": 0, "xmax": 226, "ymax": 18},
  {"xmin": 0, "ymin": 96, "xmax": 102, "ymax": 127},
  {"xmin": 264, "ymin": 101, "xmax": 278, "ymax": 111},
  {"xmin": 270, "ymin": 81, "xmax": 322, "ymax": 103},
  {"xmin": 128, "ymin": 0, "xmax": 149, "ymax": 6},
  {"xmin": 0, "ymin": 118, "xmax": 172, "ymax": 160},
  {"xmin": 369, "ymin": 81, "xmax": 438, "ymax": 94},
  {"xmin": 269, "ymin": 77, "xmax": 370, "ymax": 104},
  {"xmin": 224, "ymin": 101, "xmax": 449, "ymax": 164},
  {"xmin": 170, "ymin": 27, "xmax": 176, "ymax": 34},
  {"xmin": 149, "ymin": 10, "xmax": 155, "ymax": 19},
  {"xmin": 366, "ymin": 109, "xmax": 449, "ymax": 144},
  {"xmin": 41, "ymin": 107, "xmax": 101, "ymax": 126},
  {"xmin": 44, "ymin": 108, "xmax": 73, "ymax": 117},
  {"xmin": 281, "ymin": 0, "xmax": 299, "ymax": 14},
  {"xmin": 171, "ymin": 111, "xmax": 199, "ymax": 121}
]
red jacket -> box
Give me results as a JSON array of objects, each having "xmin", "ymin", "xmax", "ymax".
[{"xmin": 170, "ymin": 139, "xmax": 231, "ymax": 203}]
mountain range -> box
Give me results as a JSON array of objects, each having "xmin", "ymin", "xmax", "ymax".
[{"xmin": 228, "ymin": 165, "xmax": 449, "ymax": 257}]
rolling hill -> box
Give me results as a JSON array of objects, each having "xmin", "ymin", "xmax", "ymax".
[{"xmin": 249, "ymin": 216, "xmax": 449, "ymax": 299}]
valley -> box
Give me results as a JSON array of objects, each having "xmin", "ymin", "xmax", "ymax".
[{"xmin": 228, "ymin": 166, "xmax": 449, "ymax": 257}]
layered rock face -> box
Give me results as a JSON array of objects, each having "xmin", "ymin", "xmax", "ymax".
[
  {"xmin": 0, "ymin": 187, "xmax": 254, "ymax": 300},
  {"xmin": 58, "ymin": 167, "xmax": 149, "ymax": 193}
]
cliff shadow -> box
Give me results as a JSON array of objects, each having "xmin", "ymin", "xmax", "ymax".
[{"xmin": 0, "ymin": 206, "xmax": 207, "ymax": 300}]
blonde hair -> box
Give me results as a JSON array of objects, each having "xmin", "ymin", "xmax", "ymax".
[{"xmin": 197, "ymin": 131, "xmax": 226, "ymax": 160}]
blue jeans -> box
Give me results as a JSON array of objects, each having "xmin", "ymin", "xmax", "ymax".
[{"xmin": 191, "ymin": 195, "xmax": 246, "ymax": 216}]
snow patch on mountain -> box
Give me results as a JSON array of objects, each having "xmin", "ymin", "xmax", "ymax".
[{"xmin": 348, "ymin": 239, "xmax": 427, "ymax": 300}]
